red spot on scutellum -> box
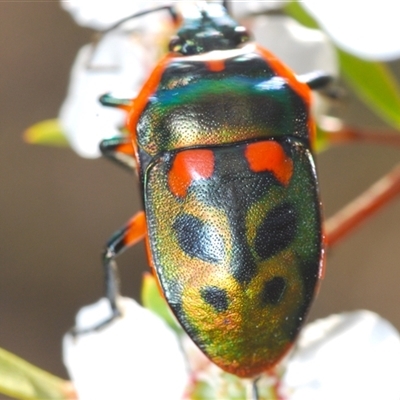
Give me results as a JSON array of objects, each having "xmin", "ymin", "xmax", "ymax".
[
  {"xmin": 245, "ymin": 141, "xmax": 293, "ymax": 186},
  {"xmin": 168, "ymin": 149, "xmax": 215, "ymax": 198}
]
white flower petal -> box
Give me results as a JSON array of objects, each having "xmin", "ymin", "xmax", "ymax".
[
  {"xmin": 231, "ymin": 1, "xmax": 283, "ymax": 18},
  {"xmin": 283, "ymin": 310, "xmax": 400, "ymax": 400},
  {"xmin": 181, "ymin": 334, "xmax": 213, "ymax": 374},
  {"xmin": 303, "ymin": 1, "xmax": 400, "ymax": 61},
  {"xmin": 63, "ymin": 297, "xmax": 188, "ymax": 400},
  {"xmin": 61, "ymin": 0, "xmax": 137, "ymax": 30},
  {"xmin": 251, "ymin": 15, "xmax": 337, "ymax": 76},
  {"xmin": 59, "ymin": 32, "xmax": 149, "ymax": 158}
]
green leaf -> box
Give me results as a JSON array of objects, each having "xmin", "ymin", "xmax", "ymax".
[
  {"xmin": 0, "ymin": 347, "xmax": 73, "ymax": 400},
  {"xmin": 338, "ymin": 49, "xmax": 400, "ymax": 130},
  {"xmin": 24, "ymin": 119, "xmax": 69, "ymax": 146},
  {"xmin": 285, "ymin": 2, "xmax": 400, "ymax": 131},
  {"xmin": 315, "ymin": 125, "xmax": 333, "ymax": 153},
  {"xmin": 141, "ymin": 273, "xmax": 182, "ymax": 333},
  {"xmin": 284, "ymin": 1, "xmax": 319, "ymax": 29}
]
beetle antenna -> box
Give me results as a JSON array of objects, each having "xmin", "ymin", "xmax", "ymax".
[
  {"xmin": 87, "ymin": 5, "xmax": 178, "ymax": 70},
  {"xmin": 101, "ymin": 5, "xmax": 178, "ymax": 34},
  {"xmin": 222, "ymin": 0, "xmax": 230, "ymax": 14}
]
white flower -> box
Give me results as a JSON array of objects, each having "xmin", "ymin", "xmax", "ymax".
[
  {"xmin": 231, "ymin": 1, "xmax": 283, "ymax": 18},
  {"xmin": 64, "ymin": 299, "xmax": 400, "ymax": 399},
  {"xmin": 58, "ymin": 31, "xmax": 150, "ymax": 158},
  {"xmin": 232, "ymin": 1, "xmax": 400, "ymax": 61},
  {"xmin": 63, "ymin": 297, "xmax": 188, "ymax": 400},
  {"xmin": 59, "ymin": 2, "xmax": 176, "ymax": 158},
  {"xmin": 282, "ymin": 310, "xmax": 400, "ymax": 400},
  {"xmin": 183, "ymin": 310, "xmax": 400, "ymax": 399},
  {"xmin": 245, "ymin": 14, "xmax": 337, "ymax": 76},
  {"xmin": 302, "ymin": 1, "xmax": 400, "ymax": 61}
]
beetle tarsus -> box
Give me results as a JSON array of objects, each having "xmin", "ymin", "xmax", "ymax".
[
  {"xmin": 298, "ymin": 70, "xmax": 333, "ymax": 90},
  {"xmin": 298, "ymin": 71, "xmax": 344, "ymax": 100},
  {"xmin": 252, "ymin": 378, "xmax": 260, "ymax": 400},
  {"xmin": 103, "ymin": 255, "xmax": 122, "ymax": 314},
  {"xmin": 99, "ymin": 93, "xmax": 132, "ymax": 109},
  {"xmin": 69, "ymin": 254, "xmax": 122, "ymax": 337},
  {"xmin": 69, "ymin": 308, "xmax": 121, "ymax": 337},
  {"xmin": 101, "ymin": 5, "xmax": 178, "ymax": 34}
]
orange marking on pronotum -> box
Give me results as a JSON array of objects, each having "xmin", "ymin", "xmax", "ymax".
[
  {"xmin": 255, "ymin": 45, "xmax": 311, "ymax": 106},
  {"xmin": 125, "ymin": 54, "xmax": 175, "ymax": 165},
  {"xmin": 255, "ymin": 44, "xmax": 317, "ymax": 149},
  {"xmin": 168, "ymin": 149, "xmax": 215, "ymax": 198},
  {"xmin": 245, "ymin": 141, "xmax": 293, "ymax": 186},
  {"xmin": 205, "ymin": 59, "xmax": 225, "ymax": 72},
  {"xmin": 127, "ymin": 54, "xmax": 175, "ymax": 143}
]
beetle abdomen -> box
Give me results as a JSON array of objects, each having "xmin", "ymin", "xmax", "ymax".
[{"xmin": 144, "ymin": 138, "xmax": 322, "ymax": 377}]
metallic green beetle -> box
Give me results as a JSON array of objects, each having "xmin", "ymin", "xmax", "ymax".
[{"xmin": 99, "ymin": 1, "xmax": 328, "ymax": 380}]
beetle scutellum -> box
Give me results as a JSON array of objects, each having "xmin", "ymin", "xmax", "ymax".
[{"xmin": 95, "ymin": 1, "xmax": 331, "ymax": 395}]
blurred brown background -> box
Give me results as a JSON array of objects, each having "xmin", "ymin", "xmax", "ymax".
[{"xmin": 1, "ymin": 1, "xmax": 399, "ymax": 384}]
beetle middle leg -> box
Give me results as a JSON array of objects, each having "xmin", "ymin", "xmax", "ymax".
[
  {"xmin": 102, "ymin": 211, "xmax": 147, "ymax": 320},
  {"xmin": 71, "ymin": 211, "xmax": 147, "ymax": 335},
  {"xmin": 73, "ymin": 130, "xmax": 143, "ymax": 330},
  {"xmin": 71, "ymin": 135, "xmax": 143, "ymax": 334}
]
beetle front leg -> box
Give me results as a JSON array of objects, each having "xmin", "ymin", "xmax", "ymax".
[
  {"xmin": 102, "ymin": 210, "xmax": 147, "ymax": 317},
  {"xmin": 100, "ymin": 136, "xmax": 137, "ymax": 171}
]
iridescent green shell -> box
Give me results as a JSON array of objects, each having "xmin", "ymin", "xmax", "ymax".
[{"xmin": 136, "ymin": 46, "xmax": 322, "ymax": 378}]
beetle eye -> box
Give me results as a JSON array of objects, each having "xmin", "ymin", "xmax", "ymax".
[
  {"xmin": 173, "ymin": 213, "xmax": 225, "ymax": 263},
  {"xmin": 169, "ymin": 36, "xmax": 183, "ymax": 53},
  {"xmin": 233, "ymin": 26, "xmax": 251, "ymax": 44}
]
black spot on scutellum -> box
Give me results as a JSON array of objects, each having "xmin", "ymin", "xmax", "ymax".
[
  {"xmin": 261, "ymin": 277, "xmax": 286, "ymax": 306},
  {"xmin": 172, "ymin": 213, "xmax": 225, "ymax": 263},
  {"xmin": 255, "ymin": 202, "xmax": 298, "ymax": 260},
  {"xmin": 200, "ymin": 286, "xmax": 229, "ymax": 312}
]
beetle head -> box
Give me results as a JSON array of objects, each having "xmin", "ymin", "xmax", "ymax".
[{"xmin": 169, "ymin": 3, "xmax": 251, "ymax": 55}]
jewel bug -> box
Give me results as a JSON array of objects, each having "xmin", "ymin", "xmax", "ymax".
[{"xmin": 96, "ymin": 1, "xmax": 334, "ymax": 383}]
